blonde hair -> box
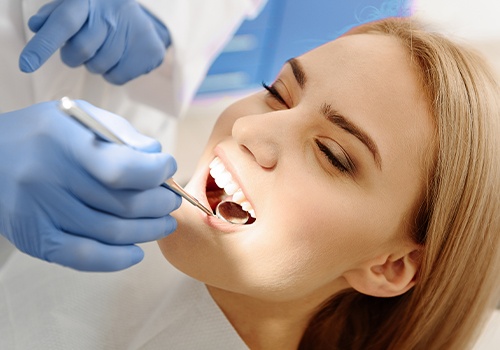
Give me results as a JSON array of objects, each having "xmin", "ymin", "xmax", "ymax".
[{"xmin": 299, "ymin": 17, "xmax": 500, "ymax": 349}]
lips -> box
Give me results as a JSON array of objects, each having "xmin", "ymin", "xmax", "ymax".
[{"xmin": 206, "ymin": 157, "xmax": 256, "ymax": 220}]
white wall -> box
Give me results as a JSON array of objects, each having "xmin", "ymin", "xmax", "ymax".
[{"xmin": 414, "ymin": 0, "xmax": 500, "ymax": 75}]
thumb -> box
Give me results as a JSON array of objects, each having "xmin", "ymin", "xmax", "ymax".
[
  {"xmin": 65, "ymin": 100, "xmax": 175, "ymax": 190},
  {"xmin": 76, "ymin": 100, "xmax": 162, "ymax": 153}
]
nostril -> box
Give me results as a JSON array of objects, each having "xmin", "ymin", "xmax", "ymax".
[
  {"xmin": 258, "ymin": 145, "xmax": 279, "ymax": 169},
  {"xmin": 239, "ymin": 144, "xmax": 277, "ymax": 169},
  {"xmin": 233, "ymin": 116, "xmax": 279, "ymax": 169},
  {"xmin": 239, "ymin": 144, "xmax": 253, "ymax": 157}
]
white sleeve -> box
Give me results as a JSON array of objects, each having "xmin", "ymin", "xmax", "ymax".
[{"xmin": 130, "ymin": 0, "xmax": 268, "ymax": 118}]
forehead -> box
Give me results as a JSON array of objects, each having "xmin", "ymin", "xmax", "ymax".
[
  {"xmin": 297, "ymin": 32, "xmax": 431, "ymax": 140},
  {"xmin": 293, "ymin": 34, "xmax": 427, "ymax": 140},
  {"xmin": 292, "ymin": 34, "xmax": 429, "ymax": 129},
  {"xmin": 298, "ymin": 33, "xmax": 411, "ymax": 88}
]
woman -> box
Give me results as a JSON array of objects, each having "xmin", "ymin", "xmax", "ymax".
[
  {"xmin": 161, "ymin": 17, "xmax": 500, "ymax": 349},
  {"xmin": 1, "ymin": 17, "xmax": 499, "ymax": 349}
]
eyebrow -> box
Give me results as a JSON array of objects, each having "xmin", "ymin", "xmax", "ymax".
[
  {"xmin": 286, "ymin": 58, "xmax": 382, "ymax": 170},
  {"xmin": 321, "ymin": 104, "xmax": 382, "ymax": 169},
  {"xmin": 287, "ymin": 58, "xmax": 306, "ymax": 88}
]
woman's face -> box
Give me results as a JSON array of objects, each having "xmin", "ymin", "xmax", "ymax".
[{"xmin": 158, "ymin": 33, "xmax": 434, "ymax": 302}]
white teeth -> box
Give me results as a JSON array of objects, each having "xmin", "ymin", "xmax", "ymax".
[
  {"xmin": 224, "ymin": 182, "xmax": 239, "ymax": 196},
  {"xmin": 241, "ymin": 201, "xmax": 252, "ymax": 211},
  {"xmin": 208, "ymin": 157, "xmax": 255, "ymax": 217},
  {"xmin": 209, "ymin": 157, "xmax": 222, "ymax": 169},
  {"xmin": 209, "ymin": 163, "xmax": 225, "ymax": 178},
  {"xmin": 232, "ymin": 189, "xmax": 245, "ymax": 203},
  {"xmin": 214, "ymin": 171, "xmax": 232, "ymax": 188}
]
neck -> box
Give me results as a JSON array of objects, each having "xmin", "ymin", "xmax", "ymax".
[{"xmin": 206, "ymin": 280, "xmax": 348, "ymax": 350}]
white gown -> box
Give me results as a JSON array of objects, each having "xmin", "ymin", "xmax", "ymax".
[
  {"xmin": 0, "ymin": 242, "xmax": 248, "ymax": 349},
  {"xmin": 1, "ymin": 242, "xmax": 499, "ymax": 349}
]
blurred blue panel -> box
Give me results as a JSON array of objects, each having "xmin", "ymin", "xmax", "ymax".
[
  {"xmin": 197, "ymin": 0, "xmax": 412, "ymax": 95},
  {"xmin": 197, "ymin": 0, "xmax": 280, "ymax": 93}
]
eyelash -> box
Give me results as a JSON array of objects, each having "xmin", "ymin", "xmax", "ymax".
[
  {"xmin": 262, "ymin": 82, "xmax": 289, "ymax": 107},
  {"xmin": 315, "ymin": 139, "xmax": 350, "ymax": 173},
  {"xmin": 262, "ymin": 81, "xmax": 351, "ymax": 174}
]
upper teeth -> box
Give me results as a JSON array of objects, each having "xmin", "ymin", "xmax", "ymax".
[{"xmin": 209, "ymin": 157, "xmax": 255, "ymax": 218}]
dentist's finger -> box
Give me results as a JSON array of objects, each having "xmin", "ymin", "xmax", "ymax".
[
  {"xmin": 73, "ymin": 140, "xmax": 177, "ymax": 190},
  {"xmin": 58, "ymin": 203, "xmax": 178, "ymax": 245},
  {"xmin": 84, "ymin": 30, "xmax": 127, "ymax": 75},
  {"xmin": 69, "ymin": 175, "xmax": 182, "ymax": 218},
  {"xmin": 103, "ymin": 30, "xmax": 165, "ymax": 85},
  {"xmin": 76, "ymin": 101, "xmax": 163, "ymax": 153},
  {"xmin": 20, "ymin": 0, "xmax": 89, "ymax": 72},
  {"xmin": 27, "ymin": 0, "xmax": 61, "ymax": 32},
  {"xmin": 140, "ymin": 6, "xmax": 171, "ymax": 47},
  {"xmin": 60, "ymin": 20, "xmax": 108, "ymax": 68},
  {"xmin": 41, "ymin": 230, "xmax": 145, "ymax": 272}
]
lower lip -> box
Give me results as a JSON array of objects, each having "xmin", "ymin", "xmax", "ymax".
[{"xmin": 198, "ymin": 206, "xmax": 244, "ymax": 233}]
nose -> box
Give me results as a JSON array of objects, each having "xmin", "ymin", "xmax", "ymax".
[{"xmin": 232, "ymin": 111, "xmax": 288, "ymax": 169}]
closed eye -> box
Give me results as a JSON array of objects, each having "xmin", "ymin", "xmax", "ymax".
[
  {"xmin": 262, "ymin": 82, "xmax": 289, "ymax": 108},
  {"xmin": 263, "ymin": 82, "xmax": 353, "ymax": 175},
  {"xmin": 315, "ymin": 139, "xmax": 352, "ymax": 174}
]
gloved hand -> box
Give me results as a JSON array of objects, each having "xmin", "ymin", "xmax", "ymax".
[
  {"xmin": 19, "ymin": 0, "xmax": 171, "ymax": 85},
  {"xmin": 0, "ymin": 100, "xmax": 181, "ymax": 271}
]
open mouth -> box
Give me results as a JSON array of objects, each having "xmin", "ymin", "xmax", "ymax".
[{"xmin": 206, "ymin": 157, "xmax": 256, "ymax": 225}]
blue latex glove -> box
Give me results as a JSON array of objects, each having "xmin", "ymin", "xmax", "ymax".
[
  {"xmin": 0, "ymin": 101, "xmax": 181, "ymax": 271},
  {"xmin": 20, "ymin": 0, "xmax": 171, "ymax": 85}
]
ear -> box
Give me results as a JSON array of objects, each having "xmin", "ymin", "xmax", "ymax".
[{"xmin": 343, "ymin": 248, "xmax": 422, "ymax": 298}]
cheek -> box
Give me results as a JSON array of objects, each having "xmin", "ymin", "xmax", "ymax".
[
  {"xmin": 258, "ymin": 185, "xmax": 388, "ymax": 277},
  {"xmin": 233, "ymin": 193, "xmax": 357, "ymax": 297},
  {"xmin": 209, "ymin": 108, "xmax": 236, "ymax": 141}
]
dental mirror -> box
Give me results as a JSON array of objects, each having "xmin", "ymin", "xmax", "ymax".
[{"xmin": 215, "ymin": 201, "xmax": 250, "ymax": 225}]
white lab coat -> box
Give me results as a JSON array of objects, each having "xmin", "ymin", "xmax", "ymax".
[
  {"xmin": 0, "ymin": 242, "xmax": 248, "ymax": 349},
  {"xmin": 0, "ymin": 0, "xmax": 266, "ymax": 152}
]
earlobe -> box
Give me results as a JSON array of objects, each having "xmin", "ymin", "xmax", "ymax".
[{"xmin": 343, "ymin": 249, "xmax": 422, "ymax": 298}]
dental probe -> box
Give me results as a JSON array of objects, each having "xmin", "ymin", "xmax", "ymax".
[{"xmin": 58, "ymin": 97, "xmax": 214, "ymax": 217}]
